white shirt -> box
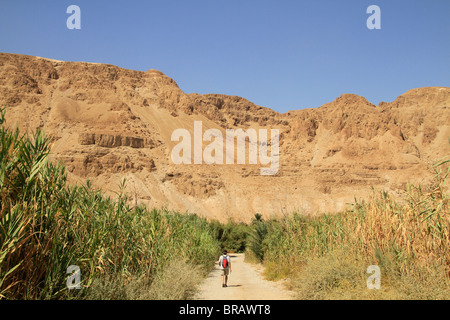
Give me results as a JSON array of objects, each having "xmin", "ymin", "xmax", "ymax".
[{"xmin": 219, "ymin": 255, "xmax": 230, "ymax": 270}]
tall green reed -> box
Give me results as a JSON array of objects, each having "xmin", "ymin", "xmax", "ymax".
[{"xmin": 0, "ymin": 108, "xmax": 220, "ymax": 299}]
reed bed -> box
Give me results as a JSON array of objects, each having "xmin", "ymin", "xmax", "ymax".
[
  {"xmin": 0, "ymin": 108, "xmax": 220, "ymax": 299},
  {"xmin": 262, "ymin": 159, "xmax": 450, "ymax": 299}
]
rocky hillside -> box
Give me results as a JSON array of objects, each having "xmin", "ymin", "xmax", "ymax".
[{"xmin": 1, "ymin": 52, "xmax": 449, "ymax": 222}]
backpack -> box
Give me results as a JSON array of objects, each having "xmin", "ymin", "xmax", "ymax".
[{"xmin": 221, "ymin": 255, "xmax": 228, "ymax": 268}]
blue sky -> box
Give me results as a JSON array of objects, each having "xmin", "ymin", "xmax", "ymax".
[{"xmin": 0, "ymin": 0, "xmax": 449, "ymax": 113}]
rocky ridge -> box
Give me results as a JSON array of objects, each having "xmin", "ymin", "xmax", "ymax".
[{"xmin": 1, "ymin": 52, "xmax": 449, "ymax": 222}]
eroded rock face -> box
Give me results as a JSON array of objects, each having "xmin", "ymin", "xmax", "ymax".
[
  {"xmin": 78, "ymin": 133, "xmax": 150, "ymax": 148},
  {"xmin": 1, "ymin": 52, "xmax": 449, "ymax": 222}
]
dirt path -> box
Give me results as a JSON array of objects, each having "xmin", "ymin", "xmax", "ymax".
[{"xmin": 195, "ymin": 253, "xmax": 296, "ymax": 300}]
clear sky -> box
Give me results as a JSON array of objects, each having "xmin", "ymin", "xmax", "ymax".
[{"xmin": 0, "ymin": 0, "xmax": 449, "ymax": 113}]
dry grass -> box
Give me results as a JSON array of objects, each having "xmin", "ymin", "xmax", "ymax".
[
  {"xmin": 263, "ymin": 158, "xmax": 450, "ymax": 299},
  {"xmin": 144, "ymin": 259, "xmax": 205, "ymax": 300},
  {"xmin": 85, "ymin": 259, "xmax": 204, "ymax": 300}
]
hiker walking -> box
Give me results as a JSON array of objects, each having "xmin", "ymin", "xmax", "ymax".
[{"xmin": 219, "ymin": 250, "xmax": 231, "ymax": 287}]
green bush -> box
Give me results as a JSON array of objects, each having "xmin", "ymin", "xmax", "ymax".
[
  {"xmin": 210, "ymin": 219, "xmax": 250, "ymax": 253},
  {"xmin": 247, "ymin": 214, "xmax": 269, "ymax": 262}
]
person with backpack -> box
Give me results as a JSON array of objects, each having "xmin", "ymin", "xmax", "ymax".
[{"xmin": 219, "ymin": 250, "xmax": 231, "ymax": 287}]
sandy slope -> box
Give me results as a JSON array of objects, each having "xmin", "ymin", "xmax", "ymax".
[
  {"xmin": 1, "ymin": 52, "xmax": 449, "ymax": 223},
  {"xmin": 195, "ymin": 254, "xmax": 295, "ymax": 300}
]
